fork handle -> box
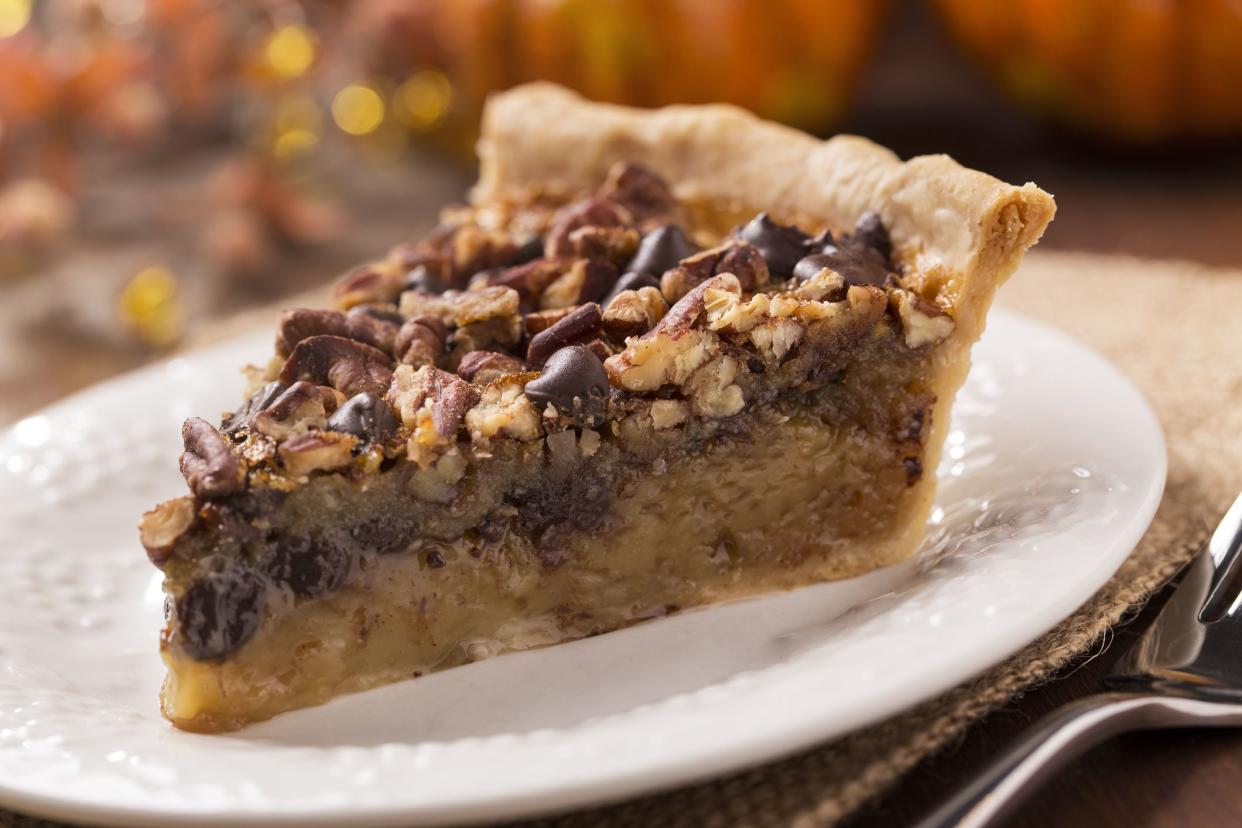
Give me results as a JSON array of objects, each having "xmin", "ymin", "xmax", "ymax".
[{"xmin": 915, "ymin": 691, "xmax": 1242, "ymax": 828}]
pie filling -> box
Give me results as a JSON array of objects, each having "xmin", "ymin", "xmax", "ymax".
[{"xmin": 140, "ymin": 91, "xmax": 1052, "ymax": 732}]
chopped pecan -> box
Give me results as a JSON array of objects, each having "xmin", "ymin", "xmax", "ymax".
[
  {"xmin": 278, "ymin": 431, "xmax": 359, "ymax": 476},
  {"xmin": 565, "ymin": 224, "xmax": 640, "ymax": 264},
  {"xmin": 661, "ymin": 241, "xmax": 768, "ymax": 302},
  {"xmin": 540, "ymin": 259, "xmax": 617, "ymax": 309},
  {"xmin": 279, "ymin": 335, "xmax": 394, "ymax": 398},
  {"xmin": 457, "ymin": 350, "xmax": 526, "ymax": 384},
  {"xmin": 331, "ymin": 262, "xmax": 404, "ymax": 310},
  {"xmin": 251, "ymin": 381, "xmax": 328, "ymax": 440},
  {"xmin": 399, "ymin": 285, "xmax": 520, "ymax": 327},
  {"xmin": 683, "ymin": 354, "xmax": 746, "ymax": 418},
  {"xmin": 601, "ymin": 286, "xmax": 667, "ymax": 340},
  {"xmin": 449, "ymin": 224, "xmax": 519, "ymax": 285},
  {"xmin": 139, "ymin": 496, "xmax": 197, "ymax": 566},
  {"xmin": 600, "ymin": 162, "xmax": 682, "ymax": 225},
  {"xmin": 488, "ymin": 258, "xmax": 572, "ymax": 305},
  {"xmin": 464, "ymin": 374, "xmax": 542, "ymax": 444},
  {"xmin": 604, "ymin": 274, "xmax": 740, "ymax": 391},
  {"xmin": 527, "ymin": 302, "xmax": 602, "ymax": 367},
  {"xmin": 524, "ymin": 306, "xmax": 575, "ymax": 336},
  {"xmin": 892, "ymin": 290, "xmax": 955, "ymax": 348},
  {"xmin": 388, "ymin": 364, "xmax": 478, "ymax": 440},
  {"xmin": 395, "ymin": 315, "xmax": 447, "ymax": 367},
  {"xmin": 276, "ymin": 308, "xmax": 398, "ymax": 357},
  {"xmin": 179, "ymin": 417, "xmax": 244, "ymax": 499},
  {"xmin": 544, "ymin": 197, "xmax": 632, "ymax": 259}
]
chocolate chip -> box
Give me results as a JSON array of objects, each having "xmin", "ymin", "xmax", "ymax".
[
  {"xmin": 180, "ymin": 417, "xmax": 245, "ymax": 499},
  {"xmin": 426, "ymin": 549, "xmax": 447, "ymax": 568},
  {"xmin": 625, "ymin": 225, "xmax": 698, "ymax": 277},
  {"xmin": 327, "ymin": 392, "xmax": 399, "ymax": 442},
  {"xmin": 736, "ymin": 213, "xmax": 810, "ymax": 277},
  {"xmin": 176, "ymin": 568, "xmax": 264, "ymax": 661},
  {"xmin": 222, "ymin": 380, "xmax": 288, "ymax": 435},
  {"xmin": 267, "ymin": 533, "xmax": 352, "ymax": 598},
  {"xmin": 603, "ymin": 271, "xmax": 660, "ymax": 309},
  {"xmin": 850, "ymin": 211, "xmax": 892, "ymax": 261},
  {"xmin": 794, "ymin": 246, "xmax": 890, "ymax": 287},
  {"xmin": 526, "ymin": 302, "xmax": 602, "ymax": 367},
  {"xmin": 510, "ymin": 236, "xmax": 545, "ymax": 265},
  {"xmin": 524, "ymin": 345, "xmax": 609, "ymax": 425}
]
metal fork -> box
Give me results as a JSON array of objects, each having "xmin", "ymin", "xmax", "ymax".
[{"xmin": 917, "ymin": 491, "xmax": 1242, "ymax": 828}]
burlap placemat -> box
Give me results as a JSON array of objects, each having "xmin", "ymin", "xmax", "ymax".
[{"xmin": 3, "ymin": 250, "xmax": 1239, "ymax": 828}]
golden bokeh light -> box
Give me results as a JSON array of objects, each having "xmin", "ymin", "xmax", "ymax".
[
  {"xmin": 0, "ymin": 0, "xmax": 32, "ymax": 38},
  {"xmin": 394, "ymin": 70, "xmax": 453, "ymax": 131},
  {"xmin": 332, "ymin": 84, "xmax": 385, "ymax": 136},
  {"xmin": 264, "ymin": 23, "xmax": 317, "ymax": 79},
  {"xmin": 118, "ymin": 265, "xmax": 185, "ymax": 347}
]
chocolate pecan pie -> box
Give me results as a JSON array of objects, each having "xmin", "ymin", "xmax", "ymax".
[{"xmin": 140, "ymin": 83, "xmax": 1055, "ymax": 732}]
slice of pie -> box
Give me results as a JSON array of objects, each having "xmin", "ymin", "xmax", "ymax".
[{"xmin": 139, "ymin": 83, "xmax": 1055, "ymax": 733}]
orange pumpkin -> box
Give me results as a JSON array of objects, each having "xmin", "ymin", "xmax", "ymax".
[
  {"xmin": 932, "ymin": 0, "xmax": 1242, "ymax": 142},
  {"xmin": 353, "ymin": 0, "xmax": 890, "ymax": 144}
]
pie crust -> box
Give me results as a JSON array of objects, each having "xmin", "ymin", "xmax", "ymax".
[{"xmin": 141, "ymin": 83, "xmax": 1055, "ymax": 732}]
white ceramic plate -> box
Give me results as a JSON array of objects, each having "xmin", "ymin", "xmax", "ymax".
[{"xmin": 0, "ymin": 309, "xmax": 1164, "ymax": 827}]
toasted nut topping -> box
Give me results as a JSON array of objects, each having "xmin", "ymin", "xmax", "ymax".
[
  {"xmin": 524, "ymin": 306, "xmax": 576, "ymax": 335},
  {"xmin": 600, "ymin": 162, "xmax": 682, "ymax": 225},
  {"xmin": 251, "ymin": 381, "xmax": 327, "ymax": 440},
  {"xmin": 489, "ymin": 258, "xmax": 573, "ymax": 305},
  {"xmin": 893, "ymin": 290, "xmax": 955, "ymax": 348},
  {"xmin": 450, "ymin": 225, "xmax": 518, "ymax": 283},
  {"xmin": 457, "ymin": 350, "xmax": 526, "ymax": 384},
  {"xmin": 278, "ymin": 335, "xmax": 394, "ymax": 398},
  {"xmin": 540, "ymin": 259, "xmax": 617, "ymax": 309},
  {"xmin": 180, "ymin": 417, "xmax": 244, "ymax": 499},
  {"xmin": 223, "ymin": 379, "xmax": 287, "ymax": 435},
  {"xmin": 276, "ymin": 308, "xmax": 398, "ymax": 357},
  {"xmin": 544, "ymin": 197, "xmax": 632, "ymax": 258},
  {"xmin": 400, "ymin": 285, "xmax": 520, "ymax": 327},
  {"xmin": 389, "ymin": 364, "xmax": 478, "ymax": 438},
  {"xmin": 278, "ymin": 431, "xmax": 359, "ymax": 476},
  {"xmin": 527, "ymin": 302, "xmax": 602, "ymax": 367},
  {"xmin": 602, "ymin": 286, "xmax": 667, "ymax": 340},
  {"xmin": 661, "ymin": 241, "xmax": 767, "ymax": 303},
  {"xmin": 332, "ymin": 262, "xmax": 404, "ymax": 310},
  {"xmin": 566, "ymin": 224, "xmax": 640, "ymax": 263},
  {"xmin": 394, "ymin": 315, "xmax": 447, "ymax": 367},
  {"xmin": 465, "ymin": 375, "xmax": 542, "ymax": 444},
  {"xmin": 139, "ymin": 496, "xmax": 196, "ymax": 566}
]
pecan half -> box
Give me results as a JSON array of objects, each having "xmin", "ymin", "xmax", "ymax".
[
  {"xmin": 395, "ymin": 315, "xmax": 447, "ymax": 367},
  {"xmin": 179, "ymin": 417, "xmax": 244, "ymax": 499},
  {"xmin": 276, "ymin": 308, "xmax": 398, "ymax": 357},
  {"xmin": 527, "ymin": 302, "xmax": 602, "ymax": 367},
  {"xmin": 540, "ymin": 259, "xmax": 616, "ymax": 309},
  {"xmin": 331, "ymin": 263, "xmax": 404, "ymax": 310},
  {"xmin": 139, "ymin": 496, "xmax": 197, "ymax": 566},
  {"xmin": 565, "ymin": 224, "xmax": 640, "ymax": 264},
  {"xmin": 278, "ymin": 335, "xmax": 394, "ymax": 398}
]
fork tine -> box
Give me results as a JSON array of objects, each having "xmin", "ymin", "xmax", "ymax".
[{"xmin": 1198, "ymin": 491, "xmax": 1242, "ymax": 623}]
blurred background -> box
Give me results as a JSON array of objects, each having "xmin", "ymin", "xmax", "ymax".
[{"xmin": 1, "ymin": 0, "xmax": 1240, "ymax": 424}]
